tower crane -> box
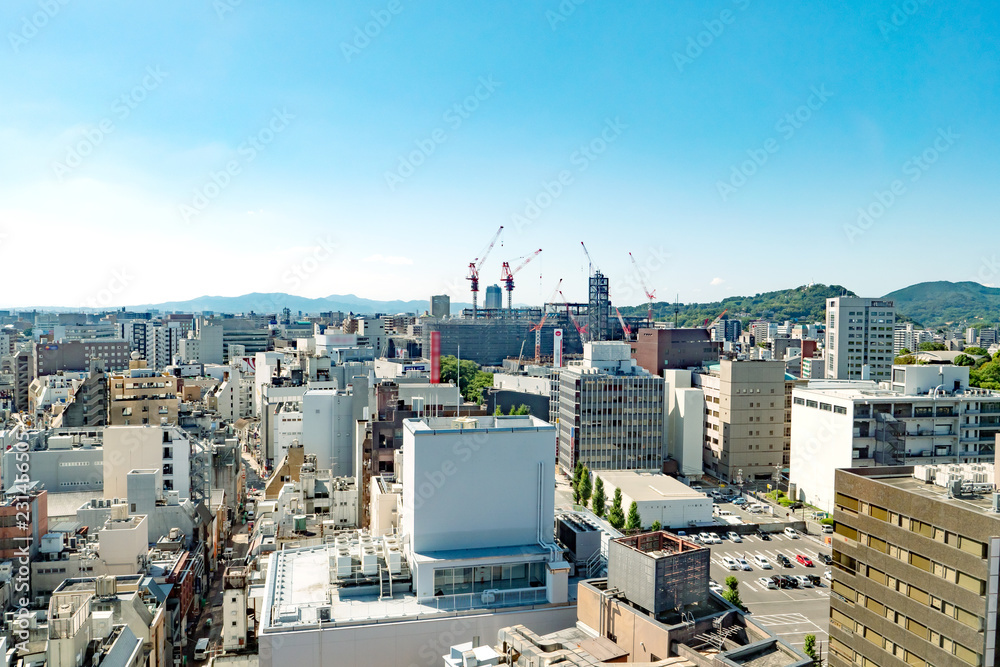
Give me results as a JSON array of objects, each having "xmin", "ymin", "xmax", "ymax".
[
  {"xmin": 559, "ymin": 289, "xmax": 589, "ymax": 340},
  {"xmin": 531, "ymin": 279, "xmax": 562, "ymax": 363},
  {"xmin": 466, "ymin": 226, "xmax": 503, "ymax": 318},
  {"xmin": 628, "ymin": 251, "xmax": 656, "ymax": 326},
  {"xmin": 580, "ymin": 241, "xmax": 598, "ymax": 276},
  {"xmin": 615, "ymin": 307, "xmax": 632, "ymax": 341},
  {"xmin": 705, "ymin": 308, "xmax": 728, "ymax": 331},
  {"xmin": 500, "ymin": 249, "xmax": 542, "ymax": 311}
]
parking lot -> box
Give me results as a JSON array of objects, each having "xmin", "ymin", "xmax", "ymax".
[{"xmin": 706, "ymin": 532, "xmax": 832, "ymax": 651}]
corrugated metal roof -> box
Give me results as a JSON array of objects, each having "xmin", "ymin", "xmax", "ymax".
[{"xmin": 99, "ymin": 625, "xmax": 140, "ymax": 667}]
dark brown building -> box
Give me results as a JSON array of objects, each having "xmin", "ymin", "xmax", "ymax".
[
  {"xmin": 630, "ymin": 328, "xmax": 721, "ymax": 376},
  {"xmin": 829, "ymin": 466, "xmax": 999, "ymax": 667}
]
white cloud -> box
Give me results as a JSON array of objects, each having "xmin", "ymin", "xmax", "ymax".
[
  {"xmin": 710, "ymin": 277, "xmax": 725, "ymax": 286},
  {"xmin": 364, "ymin": 254, "xmax": 414, "ymax": 266}
]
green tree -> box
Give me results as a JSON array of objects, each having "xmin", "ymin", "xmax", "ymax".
[
  {"xmin": 494, "ymin": 405, "xmax": 503, "ymax": 416},
  {"xmin": 465, "ymin": 370, "xmax": 494, "ymax": 404},
  {"xmin": 591, "ymin": 477, "xmax": 607, "ymax": 518},
  {"xmin": 579, "ymin": 467, "xmax": 593, "ymax": 508},
  {"xmin": 650, "ymin": 520, "xmax": 662, "ymax": 531},
  {"xmin": 439, "ymin": 355, "xmax": 481, "ymax": 398},
  {"xmin": 965, "ymin": 346, "xmax": 989, "ymax": 356},
  {"xmin": 722, "ymin": 576, "xmax": 743, "ymax": 608},
  {"xmin": 918, "ymin": 341, "xmax": 947, "ymax": 352},
  {"xmin": 625, "ymin": 501, "xmax": 642, "ymax": 532},
  {"xmin": 573, "ymin": 463, "xmax": 584, "ymax": 504},
  {"xmin": 898, "ymin": 347, "xmax": 912, "ymax": 355},
  {"xmin": 803, "ymin": 634, "xmax": 818, "ymax": 663},
  {"xmin": 509, "ymin": 404, "xmax": 531, "ymax": 415},
  {"xmin": 894, "ymin": 354, "xmax": 917, "ymax": 365},
  {"xmin": 607, "ymin": 488, "xmax": 625, "ymax": 530},
  {"xmin": 954, "ymin": 353, "xmax": 975, "ymax": 367}
]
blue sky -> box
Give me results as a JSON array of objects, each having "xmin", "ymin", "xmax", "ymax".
[{"xmin": 1, "ymin": 1, "xmax": 997, "ymax": 308}]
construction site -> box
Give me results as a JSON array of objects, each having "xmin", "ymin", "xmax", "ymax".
[{"xmin": 422, "ymin": 227, "xmax": 650, "ymax": 365}]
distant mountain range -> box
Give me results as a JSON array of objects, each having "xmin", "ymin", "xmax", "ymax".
[
  {"xmin": 127, "ymin": 293, "xmax": 474, "ymax": 316},
  {"xmin": 10, "ymin": 281, "xmax": 999, "ymax": 329},
  {"xmin": 616, "ymin": 281, "xmax": 1000, "ymax": 330},
  {"xmin": 883, "ymin": 281, "xmax": 1000, "ymax": 329}
]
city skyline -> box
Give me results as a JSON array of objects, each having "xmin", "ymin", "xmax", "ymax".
[{"xmin": 2, "ymin": 2, "xmax": 997, "ymax": 307}]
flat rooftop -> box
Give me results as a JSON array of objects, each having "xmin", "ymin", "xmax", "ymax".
[
  {"xmin": 404, "ymin": 414, "xmax": 553, "ymax": 433},
  {"xmin": 843, "ymin": 466, "xmax": 1000, "ymax": 518},
  {"xmin": 599, "ymin": 471, "xmax": 708, "ymax": 502},
  {"xmin": 263, "ymin": 543, "xmax": 576, "ymax": 631}
]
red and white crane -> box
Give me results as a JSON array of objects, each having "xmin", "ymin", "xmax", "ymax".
[
  {"xmin": 531, "ymin": 279, "xmax": 563, "ymax": 363},
  {"xmin": 466, "ymin": 226, "xmax": 503, "ymax": 317},
  {"xmin": 559, "ymin": 288, "xmax": 588, "ymax": 340},
  {"xmin": 500, "ymin": 248, "xmax": 542, "ymax": 311},
  {"xmin": 629, "ymin": 251, "xmax": 656, "ymax": 326},
  {"xmin": 615, "ymin": 307, "xmax": 632, "ymax": 341}
]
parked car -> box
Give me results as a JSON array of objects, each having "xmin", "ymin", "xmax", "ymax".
[
  {"xmin": 758, "ymin": 577, "xmax": 778, "ymax": 590},
  {"xmin": 794, "ymin": 575, "xmax": 814, "ymax": 588},
  {"xmin": 807, "ymin": 574, "xmax": 823, "ymax": 587},
  {"xmin": 756, "ymin": 531, "xmax": 771, "ymax": 541},
  {"xmin": 784, "ymin": 527, "xmax": 799, "ymax": 539},
  {"xmin": 822, "ymin": 524, "xmax": 834, "ymax": 534},
  {"xmin": 727, "ymin": 531, "xmax": 742, "ymax": 543},
  {"xmin": 733, "ymin": 497, "xmax": 748, "ymax": 506},
  {"xmin": 709, "ymin": 580, "xmax": 725, "ymax": 594},
  {"xmin": 819, "ymin": 553, "xmax": 834, "ymax": 565},
  {"xmin": 752, "ymin": 554, "xmax": 773, "ymax": 570},
  {"xmin": 722, "ymin": 556, "xmax": 741, "ymax": 571},
  {"xmin": 737, "ymin": 558, "xmax": 753, "ymax": 571},
  {"xmin": 776, "ymin": 553, "xmax": 793, "ymax": 568},
  {"xmin": 771, "ymin": 574, "xmax": 797, "ymax": 589},
  {"xmin": 698, "ymin": 532, "xmax": 713, "ymax": 544},
  {"xmin": 796, "ymin": 554, "xmax": 814, "ymax": 567}
]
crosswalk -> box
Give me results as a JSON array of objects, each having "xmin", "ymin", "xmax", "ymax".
[{"xmin": 751, "ymin": 612, "xmax": 812, "ymax": 626}]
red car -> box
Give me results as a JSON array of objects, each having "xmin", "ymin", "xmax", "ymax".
[{"xmin": 796, "ymin": 554, "xmax": 814, "ymax": 567}]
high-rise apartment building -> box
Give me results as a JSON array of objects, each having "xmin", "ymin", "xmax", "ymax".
[
  {"xmin": 825, "ymin": 297, "xmax": 895, "ymax": 380},
  {"xmin": 828, "ymin": 465, "xmax": 1000, "ymax": 667},
  {"xmin": 108, "ymin": 358, "xmax": 180, "ymax": 426},
  {"xmin": 557, "ymin": 342, "xmax": 663, "ymax": 474}
]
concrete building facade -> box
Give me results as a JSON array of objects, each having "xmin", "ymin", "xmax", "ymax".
[{"xmin": 825, "ymin": 296, "xmax": 896, "ymax": 381}]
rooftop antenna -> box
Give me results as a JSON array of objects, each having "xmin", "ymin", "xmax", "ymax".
[{"xmin": 674, "ymin": 294, "xmax": 680, "ymax": 328}]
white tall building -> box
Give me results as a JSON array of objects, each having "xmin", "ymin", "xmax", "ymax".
[
  {"xmin": 825, "ymin": 296, "xmax": 895, "ymax": 381},
  {"xmin": 300, "ymin": 388, "xmax": 357, "ymax": 477}
]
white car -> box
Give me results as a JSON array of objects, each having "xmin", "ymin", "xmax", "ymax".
[
  {"xmin": 698, "ymin": 532, "xmax": 713, "ymax": 544},
  {"xmin": 709, "ymin": 581, "xmax": 724, "ymax": 594},
  {"xmin": 758, "ymin": 577, "xmax": 778, "ymax": 590},
  {"xmin": 708, "ymin": 533, "xmax": 722, "ymax": 544},
  {"xmin": 737, "ymin": 558, "xmax": 752, "ymax": 571},
  {"xmin": 784, "ymin": 527, "xmax": 800, "ymax": 539},
  {"xmin": 727, "ymin": 531, "xmax": 742, "ymax": 543},
  {"xmin": 794, "ymin": 575, "xmax": 813, "ymax": 588},
  {"xmin": 722, "ymin": 556, "xmax": 741, "ymax": 571},
  {"xmin": 752, "ymin": 554, "xmax": 773, "ymax": 570}
]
